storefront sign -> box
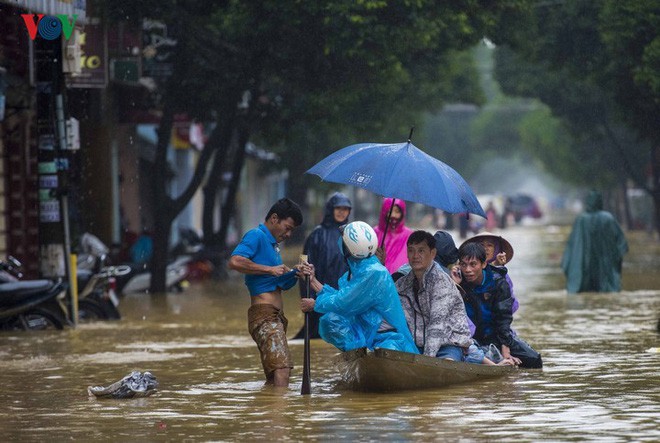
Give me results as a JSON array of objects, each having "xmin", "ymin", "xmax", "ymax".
[
  {"xmin": 39, "ymin": 189, "xmax": 53, "ymax": 201},
  {"xmin": 39, "ymin": 200, "xmax": 61, "ymax": 222},
  {"xmin": 0, "ymin": 66, "xmax": 5, "ymax": 121},
  {"xmin": 66, "ymin": 22, "xmax": 107, "ymax": 88},
  {"xmin": 39, "ymin": 174, "xmax": 58, "ymax": 188},
  {"xmin": 38, "ymin": 133, "xmax": 55, "ymax": 150},
  {"xmin": 40, "ymin": 243, "xmax": 66, "ymax": 277},
  {"xmin": 142, "ymin": 20, "xmax": 176, "ymax": 82},
  {"xmin": 38, "ymin": 161, "xmax": 57, "ymax": 173}
]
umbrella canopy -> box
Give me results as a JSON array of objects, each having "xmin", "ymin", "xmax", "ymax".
[{"xmin": 306, "ymin": 141, "xmax": 486, "ymax": 218}]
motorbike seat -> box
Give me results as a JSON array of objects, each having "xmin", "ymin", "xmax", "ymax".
[
  {"xmin": 0, "ymin": 280, "xmax": 57, "ymax": 306},
  {"xmin": 77, "ymin": 269, "xmax": 94, "ymax": 288}
]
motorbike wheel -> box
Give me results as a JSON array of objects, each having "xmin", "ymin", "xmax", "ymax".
[
  {"xmin": 16, "ymin": 308, "xmax": 66, "ymax": 330},
  {"xmin": 78, "ymin": 298, "xmax": 110, "ymax": 322},
  {"xmin": 87, "ymin": 292, "xmax": 121, "ymax": 320},
  {"xmin": 100, "ymin": 301, "xmax": 121, "ymax": 320}
]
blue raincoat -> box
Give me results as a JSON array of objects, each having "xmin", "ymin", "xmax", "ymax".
[{"xmin": 314, "ymin": 245, "xmax": 418, "ymax": 353}]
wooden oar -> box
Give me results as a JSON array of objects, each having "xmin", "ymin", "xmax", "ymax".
[{"xmin": 300, "ymin": 254, "xmax": 311, "ymax": 395}]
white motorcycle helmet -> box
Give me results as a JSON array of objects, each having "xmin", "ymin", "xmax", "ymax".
[{"xmin": 341, "ymin": 221, "xmax": 378, "ymax": 259}]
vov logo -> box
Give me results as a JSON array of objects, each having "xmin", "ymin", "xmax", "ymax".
[{"xmin": 21, "ymin": 14, "xmax": 78, "ymax": 41}]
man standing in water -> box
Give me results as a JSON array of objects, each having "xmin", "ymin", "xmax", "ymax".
[{"xmin": 228, "ymin": 198, "xmax": 304, "ymax": 387}]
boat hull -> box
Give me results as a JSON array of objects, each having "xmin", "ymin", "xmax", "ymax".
[{"xmin": 337, "ymin": 347, "xmax": 515, "ymax": 392}]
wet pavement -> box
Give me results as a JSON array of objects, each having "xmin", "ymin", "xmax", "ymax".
[{"xmin": 0, "ymin": 225, "xmax": 658, "ymax": 441}]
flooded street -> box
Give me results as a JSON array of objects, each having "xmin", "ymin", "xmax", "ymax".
[{"xmin": 0, "ymin": 225, "xmax": 658, "ymax": 441}]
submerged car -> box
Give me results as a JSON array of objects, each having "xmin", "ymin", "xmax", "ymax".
[{"xmin": 506, "ymin": 194, "xmax": 542, "ymax": 223}]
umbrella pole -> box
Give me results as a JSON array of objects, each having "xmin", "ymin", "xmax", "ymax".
[
  {"xmin": 380, "ymin": 198, "xmax": 396, "ymax": 248},
  {"xmin": 381, "ymin": 127, "xmax": 411, "ymax": 248}
]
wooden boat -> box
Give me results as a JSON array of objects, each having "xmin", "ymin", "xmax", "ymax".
[{"xmin": 336, "ymin": 347, "xmax": 515, "ymax": 392}]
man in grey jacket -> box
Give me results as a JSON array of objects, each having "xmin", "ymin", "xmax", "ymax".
[{"xmin": 395, "ymin": 230, "xmax": 473, "ymax": 360}]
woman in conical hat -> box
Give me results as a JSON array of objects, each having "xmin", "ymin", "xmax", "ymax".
[{"xmin": 461, "ymin": 232, "xmax": 513, "ymax": 266}]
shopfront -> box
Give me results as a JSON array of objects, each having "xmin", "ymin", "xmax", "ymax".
[{"xmin": 0, "ymin": 0, "xmax": 86, "ymax": 277}]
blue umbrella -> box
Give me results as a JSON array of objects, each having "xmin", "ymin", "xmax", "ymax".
[{"xmin": 306, "ymin": 137, "xmax": 485, "ymax": 219}]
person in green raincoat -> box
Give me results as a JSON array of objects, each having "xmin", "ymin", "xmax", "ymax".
[{"xmin": 561, "ymin": 191, "xmax": 628, "ymax": 293}]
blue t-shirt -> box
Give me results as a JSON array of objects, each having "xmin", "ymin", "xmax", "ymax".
[{"xmin": 231, "ymin": 223, "xmax": 297, "ymax": 296}]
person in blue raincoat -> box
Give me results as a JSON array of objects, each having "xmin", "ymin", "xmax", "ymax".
[
  {"xmin": 561, "ymin": 190, "xmax": 628, "ymax": 293},
  {"xmin": 293, "ymin": 192, "xmax": 352, "ymax": 340},
  {"xmin": 299, "ymin": 221, "xmax": 418, "ymax": 354}
]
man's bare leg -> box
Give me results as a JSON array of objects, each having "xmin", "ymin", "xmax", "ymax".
[{"xmin": 272, "ymin": 368, "xmax": 290, "ymax": 387}]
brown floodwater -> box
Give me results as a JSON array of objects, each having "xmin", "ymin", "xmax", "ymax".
[{"xmin": 0, "ymin": 225, "xmax": 658, "ymax": 441}]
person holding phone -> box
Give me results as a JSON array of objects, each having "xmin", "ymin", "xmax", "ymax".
[{"xmin": 228, "ymin": 198, "xmax": 304, "ymax": 388}]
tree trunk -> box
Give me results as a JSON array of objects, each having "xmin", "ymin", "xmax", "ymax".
[
  {"xmin": 652, "ymin": 189, "xmax": 660, "ymax": 237},
  {"xmin": 286, "ymin": 157, "xmax": 310, "ymax": 244},
  {"xmin": 150, "ymin": 211, "xmax": 174, "ymax": 294},
  {"xmin": 218, "ymin": 120, "xmax": 249, "ymax": 250},
  {"xmin": 149, "ymin": 103, "xmax": 175, "ymax": 294},
  {"xmin": 148, "ymin": 112, "xmax": 225, "ymax": 293},
  {"xmin": 621, "ymin": 180, "xmax": 632, "ymax": 230},
  {"xmin": 201, "ymin": 170, "xmax": 219, "ymax": 246},
  {"xmin": 652, "ymin": 144, "xmax": 660, "ymax": 237},
  {"xmin": 201, "ymin": 115, "xmax": 236, "ymax": 242}
]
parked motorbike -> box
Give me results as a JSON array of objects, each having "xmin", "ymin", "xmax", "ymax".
[
  {"xmin": 77, "ymin": 264, "xmax": 131, "ymax": 321},
  {"xmin": 78, "ymin": 233, "xmax": 191, "ymax": 295},
  {"xmin": 0, "ymin": 256, "xmax": 22, "ymax": 282},
  {"xmin": 117, "ymin": 256, "xmax": 190, "ymax": 294},
  {"xmin": 0, "ymin": 257, "xmax": 69, "ymax": 330}
]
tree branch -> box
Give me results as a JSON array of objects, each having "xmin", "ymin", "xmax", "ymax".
[{"xmin": 170, "ymin": 126, "xmax": 222, "ymax": 215}]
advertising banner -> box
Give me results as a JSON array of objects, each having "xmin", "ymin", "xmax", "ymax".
[{"xmin": 66, "ymin": 22, "xmax": 106, "ymax": 88}]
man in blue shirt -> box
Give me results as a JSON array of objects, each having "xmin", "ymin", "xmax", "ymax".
[{"xmin": 228, "ymin": 198, "xmax": 303, "ymax": 387}]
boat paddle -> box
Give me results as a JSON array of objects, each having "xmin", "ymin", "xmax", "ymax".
[{"xmin": 300, "ymin": 254, "xmax": 311, "ymax": 395}]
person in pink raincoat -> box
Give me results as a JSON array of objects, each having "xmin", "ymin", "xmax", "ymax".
[{"xmin": 373, "ymin": 197, "xmax": 413, "ymax": 274}]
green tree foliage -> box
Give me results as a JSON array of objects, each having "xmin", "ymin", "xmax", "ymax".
[
  {"xmin": 99, "ymin": 0, "xmax": 536, "ymax": 287},
  {"xmin": 492, "ymin": 0, "xmax": 660, "ymax": 233},
  {"xmin": 246, "ymin": 1, "xmax": 528, "ymax": 231},
  {"xmin": 518, "ymin": 107, "xmax": 618, "ymax": 188},
  {"xmin": 418, "ymin": 43, "xmax": 539, "ymax": 187},
  {"xmin": 598, "ymin": 1, "xmax": 660, "ymax": 143}
]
